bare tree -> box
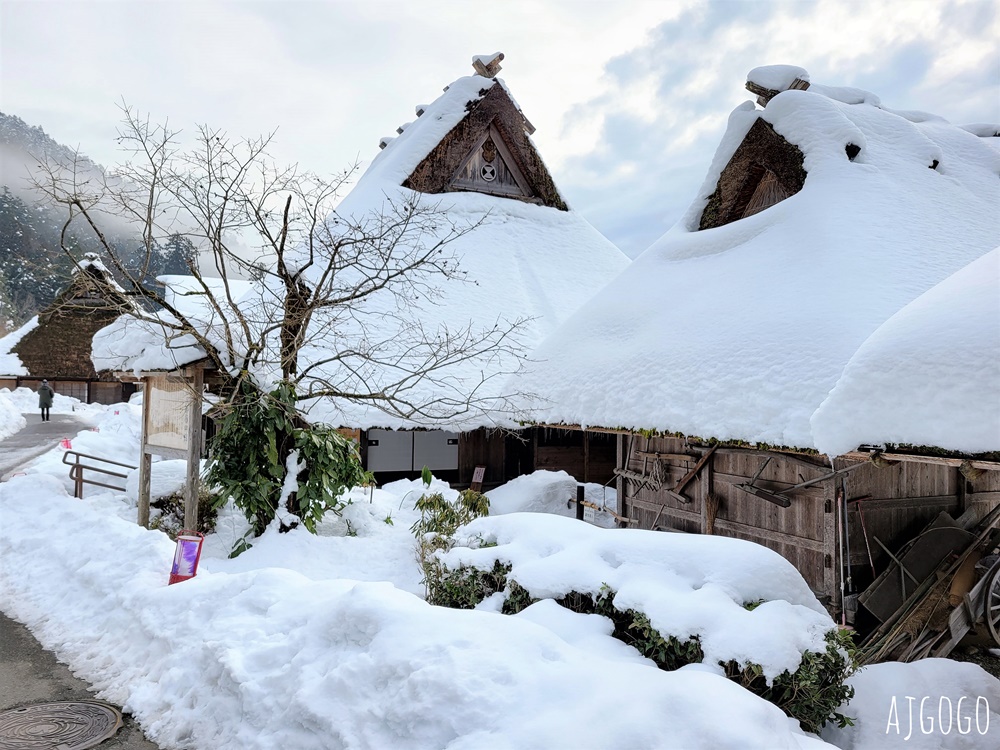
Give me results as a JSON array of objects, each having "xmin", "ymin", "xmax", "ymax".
[{"xmin": 33, "ymin": 105, "xmax": 529, "ymax": 538}]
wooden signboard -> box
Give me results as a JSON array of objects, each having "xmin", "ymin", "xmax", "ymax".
[{"xmin": 470, "ymin": 466, "xmax": 486, "ymax": 492}]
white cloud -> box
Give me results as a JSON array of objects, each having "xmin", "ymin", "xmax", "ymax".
[{"xmin": 1, "ymin": 0, "xmax": 997, "ymax": 259}]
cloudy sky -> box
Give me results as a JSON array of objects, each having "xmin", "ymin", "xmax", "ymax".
[{"xmin": 2, "ymin": 0, "xmax": 998, "ymax": 256}]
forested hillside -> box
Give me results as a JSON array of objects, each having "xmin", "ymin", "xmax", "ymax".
[{"xmin": 0, "ymin": 112, "xmax": 195, "ymax": 329}]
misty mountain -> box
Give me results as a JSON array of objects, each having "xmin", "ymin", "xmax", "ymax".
[{"xmin": 0, "ymin": 112, "xmax": 195, "ymax": 328}]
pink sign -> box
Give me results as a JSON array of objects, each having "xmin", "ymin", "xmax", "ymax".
[{"xmin": 169, "ymin": 532, "xmax": 204, "ymax": 585}]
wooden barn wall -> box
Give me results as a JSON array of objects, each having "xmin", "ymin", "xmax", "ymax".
[
  {"xmin": 836, "ymin": 457, "xmax": 1000, "ymax": 576},
  {"xmin": 618, "ymin": 436, "xmax": 832, "ymax": 597},
  {"xmin": 618, "ymin": 434, "xmax": 1000, "ymax": 608},
  {"xmin": 10, "ymin": 377, "xmax": 131, "ymax": 405}
]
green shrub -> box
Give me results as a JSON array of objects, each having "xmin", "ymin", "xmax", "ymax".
[
  {"xmin": 425, "ymin": 557, "xmax": 510, "ymax": 609},
  {"xmin": 425, "ymin": 554, "xmax": 857, "ymax": 733},
  {"xmin": 205, "ymin": 379, "xmax": 371, "ymax": 551},
  {"xmin": 722, "ymin": 628, "xmax": 856, "ymax": 733},
  {"xmin": 412, "ymin": 483, "xmax": 492, "ymax": 602}
]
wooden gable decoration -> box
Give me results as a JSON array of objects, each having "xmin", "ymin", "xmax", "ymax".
[
  {"xmin": 449, "ymin": 124, "xmax": 534, "ymax": 199},
  {"xmin": 403, "ymin": 84, "xmax": 568, "ymax": 211},
  {"xmin": 698, "ymin": 118, "xmax": 807, "ymax": 231}
]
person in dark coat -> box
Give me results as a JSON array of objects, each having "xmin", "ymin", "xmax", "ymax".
[{"xmin": 37, "ymin": 380, "xmax": 54, "ymax": 422}]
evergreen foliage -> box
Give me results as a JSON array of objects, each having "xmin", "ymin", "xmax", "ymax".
[
  {"xmin": 411, "ymin": 483, "xmax": 491, "ymax": 602},
  {"xmin": 423, "ymin": 550, "xmax": 857, "ymax": 734},
  {"xmin": 205, "ymin": 379, "xmax": 371, "ymax": 549}
]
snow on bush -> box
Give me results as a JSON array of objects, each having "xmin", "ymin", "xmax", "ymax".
[
  {"xmin": 439, "ymin": 513, "xmax": 833, "ymax": 678},
  {"xmin": 486, "ymin": 469, "xmax": 618, "ymax": 528}
]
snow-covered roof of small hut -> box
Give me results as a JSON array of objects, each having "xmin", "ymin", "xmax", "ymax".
[
  {"xmin": 289, "ymin": 57, "xmax": 628, "ymax": 430},
  {"xmin": 92, "ymin": 275, "xmax": 256, "ymax": 376},
  {"xmin": 516, "ymin": 66, "xmax": 1000, "ymax": 455}
]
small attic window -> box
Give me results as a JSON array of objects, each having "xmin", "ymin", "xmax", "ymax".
[
  {"xmin": 845, "ymin": 143, "xmax": 861, "ymax": 161},
  {"xmin": 448, "ymin": 124, "xmax": 533, "ymax": 199}
]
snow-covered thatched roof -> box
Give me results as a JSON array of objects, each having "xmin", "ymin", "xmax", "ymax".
[
  {"xmin": 92, "ymin": 57, "xmax": 629, "ymax": 431},
  {"xmin": 516, "ymin": 66, "xmax": 1000, "ymax": 457},
  {"xmin": 0, "ymin": 253, "xmax": 129, "ymax": 378},
  {"xmin": 0, "ymin": 316, "xmax": 37, "ymax": 376}
]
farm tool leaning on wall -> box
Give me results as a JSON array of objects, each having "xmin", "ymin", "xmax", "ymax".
[{"xmin": 856, "ymin": 502, "xmax": 1000, "ymax": 664}]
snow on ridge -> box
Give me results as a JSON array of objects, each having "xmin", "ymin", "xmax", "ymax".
[
  {"xmin": 357, "ymin": 75, "xmax": 496, "ymax": 192},
  {"xmin": 515, "ymin": 76, "xmax": 1000, "ymax": 454},
  {"xmin": 747, "ymin": 64, "xmax": 809, "ymax": 91}
]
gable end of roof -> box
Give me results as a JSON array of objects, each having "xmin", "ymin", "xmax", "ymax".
[
  {"xmin": 699, "ymin": 118, "xmax": 807, "ymax": 230},
  {"xmin": 402, "ymin": 83, "xmax": 568, "ymax": 210}
]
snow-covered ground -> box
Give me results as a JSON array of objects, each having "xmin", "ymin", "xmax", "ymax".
[
  {"xmin": 1, "ymin": 397, "xmax": 997, "ymax": 749},
  {"xmin": 0, "ymin": 389, "xmax": 25, "ymax": 441}
]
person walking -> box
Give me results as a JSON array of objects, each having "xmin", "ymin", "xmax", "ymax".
[{"xmin": 37, "ymin": 379, "xmax": 54, "ymax": 422}]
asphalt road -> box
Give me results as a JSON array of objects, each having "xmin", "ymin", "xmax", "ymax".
[
  {"xmin": 1, "ymin": 415, "xmax": 161, "ymax": 748},
  {"xmin": 0, "ymin": 612, "xmax": 160, "ymax": 748},
  {"xmin": 0, "ymin": 412, "xmax": 89, "ymax": 479}
]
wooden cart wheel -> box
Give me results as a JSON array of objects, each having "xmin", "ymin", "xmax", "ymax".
[{"xmin": 985, "ymin": 561, "xmax": 1000, "ymax": 648}]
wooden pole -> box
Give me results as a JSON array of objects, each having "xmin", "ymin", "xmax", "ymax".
[
  {"xmin": 138, "ymin": 452, "xmax": 152, "ymax": 528},
  {"xmin": 138, "ymin": 376, "xmax": 152, "ymax": 528},
  {"xmin": 576, "ymin": 484, "xmax": 585, "ymax": 521},
  {"xmin": 183, "ymin": 367, "xmax": 204, "ymax": 531}
]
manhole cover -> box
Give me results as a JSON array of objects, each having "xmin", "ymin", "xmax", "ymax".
[{"xmin": 0, "ymin": 700, "xmax": 122, "ymax": 749}]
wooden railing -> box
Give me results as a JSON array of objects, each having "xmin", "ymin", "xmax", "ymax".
[{"xmin": 62, "ymin": 451, "xmax": 137, "ymax": 498}]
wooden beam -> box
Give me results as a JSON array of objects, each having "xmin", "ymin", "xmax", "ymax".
[
  {"xmin": 845, "ymin": 495, "xmax": 961, "ymax": 512},
  {"xmin": 713, "ymin": 518, "xmax": 826, "ymax": 553},
  {"xmin": 183, "ymin": 366, "xmax": 204, "ymax": 531},
  {"xmin": 629, "ymin": 497, "xmax": 700, "ymax": 525},
  {"xmin": 634, "ymin": 451, "xmax": 699, "ymax": 462},
  {"xmin": 701, "ymin": 452, "xmax": 715, "ymax": 534},
  {"xmin": 627, "ymin": 497, "xmax": 826, "ymax": 552},
  {"xmin": 615, "ymin": 434, "xmax": 625, "ymax": 517},
  {"xmin": 673, "ymin": 445, "xmax": 717, "ymax": 495},
  {"xmin": 138, "ymin": 375, "xmax": 152, "ymax": 528},
  {"xmin": 842, "ymin": 451, "xmax": 1000, "ymax": 472}
]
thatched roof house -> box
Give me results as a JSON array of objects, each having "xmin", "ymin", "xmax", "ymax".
[
  {"xmin": 92, "ymin": 54, "xmax": 629, "ymax": 484},
  {"xmin": 520, "ymin": 65, "xmax": 999, "ymax": 453},
  {"xmin": 0, "ymin": 253, "xmax": 134, "ymax": 403},
  {"xmin": 513, "ymin": 66, "xmax": 1000, "ymax": 616}
]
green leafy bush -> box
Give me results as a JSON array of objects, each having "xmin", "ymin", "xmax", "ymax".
[
  {"xmin": 721, "ymin": 628, "xmax": 856, "ymax": 733},
  {"xmin": 426, "ymin": 553, "xmax": 856, "ymax": 733},
  {"xmin": 412, "ymin": 482, "xmax": 492, "ymax": 602},
  {"xmin": 205, "ymin": 379, "xmax": 371, "ymax": 548}
]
